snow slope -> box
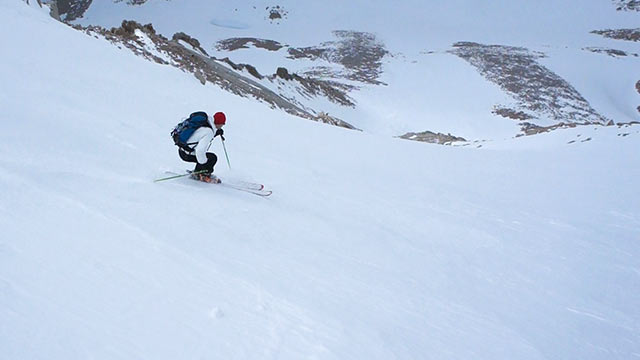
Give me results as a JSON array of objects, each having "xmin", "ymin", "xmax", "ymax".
[
  {"xmin": 71, "ymin": 0, "xmax": 640, "ymax": 139},
  {"xmin": 2, "ymin": 2, "xmax": 640, "ymax": 359}
]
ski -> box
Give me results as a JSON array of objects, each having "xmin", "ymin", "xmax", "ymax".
[
  {"xmin": 184, "ymin": 170, "xmax": 268, "ymax": 193},
  {"xmin": 221, "ymin": 182, "xmax": 272, "ymax": 197},
  {"xmin": 229, "ymin": 180, "xmax": 264, "ymax": 191},
  {"xmin": 158, "ymin": 171, "xmax": 272, "ymax": 197}
]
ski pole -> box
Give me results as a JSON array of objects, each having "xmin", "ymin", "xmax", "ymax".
[
  {"xmin": 221, "ymin": 138, "xmax": 231, "ymax": 169},
  {"xmin": 153, "ymin": 170, "xmax": 208, "ymax": 183}
]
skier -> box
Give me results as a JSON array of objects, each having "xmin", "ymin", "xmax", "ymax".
[{"xmin": 173, "ymin": 111, "xmax": 226, "ymax": 183}]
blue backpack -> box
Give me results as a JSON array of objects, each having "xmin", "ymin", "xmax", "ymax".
[{"xmin": 171, "ymin": 111, "xmax": 211, "ymax": 151}]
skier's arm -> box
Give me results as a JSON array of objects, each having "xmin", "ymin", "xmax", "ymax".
[{"xmin": 194, "ymin": 131, "xmax": 214, "ymax": 164}]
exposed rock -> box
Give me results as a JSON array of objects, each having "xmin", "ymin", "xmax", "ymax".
[
  {"xmin": 292, "ymin": 77, "xmax": 355, "ymax": 107},
  {"xmin": 48, "ymin": 0, "xmax": 61, "ymax": 20},
  {"xmin": 584, "ymin": 47, "xmax": 637, "ymax": 57},
  {"xmin": 56, "ymin": 0, "xmax": 93, "ymax": 21},
  {"xmin": 266, "ymin": 5, "xmax": 288, "ymax": 22},
  {"xmin": 110, "ymin": 20, "xmax": 155, "ymax": 38},
  {"xmin": 215, "ymin": 31, "xmax": 387, "ymax": 109},
  {"xmin": 219, "ymin": 58, "xmax": 263, "ymax": 79},
  {"xmin": 173, "ymin": 32, "xmax": 209, "ymax": 56},
  {"xmin": 520, "ymin": 122, "xmax": 578, "ymax": 136},
  {"xmin": 612, "ymin": 0, "xmax": 640, "ymax": 11},
  {"xmin": 617, "ymin": 121, "xmax": 640, "ymax": 127},
  {"xmin": 451, "ymin": 42, "xmax": 609, "ymax": 126},
  {"xmin": 493, "ymin": 106, "xmax": 534, "ymax": 121},
  {"xmin": 287, "ymin": 31, "xmax": 389, "ymax": 85},
  {"xmin": 24, "ymin": 0, "xmax": 43, "ymax": 7},
  {"xmin": 119, "ymin": 0, "xmax": 150, "ymax": 4},
  {"xmin": 275, "ymin": 67, "xmax": 293, "ymax": 80},
  {"xmin": 270, "ymin": 67, "xmax": 356, "ymax": 107},
  {"xmin": 313, "ymin": 112, "xmax": 358, "ymax": 130},
  {"xmin": 215, "ymin": 38, "xmax": 284, "ymax": 52},
  {"xmin": 56, "ymin": 0, "xmax": 152, "ymax": 21},
  {"xmin": 591, "ymin": 28, "xmax": 640, "ymax": 41},
  {"xmin": 398, "ymin": 131, "xmax": 467, "ymax": 145},
  {"xmin": 269, "ymin": 9, "xmax": 282, "ymax": 19},
  {"xmin": 193, "ymin": 70, "xmax": 206, "ymax": 85},
  {"xmin": 287, "ymin": 47, "xmax": 325, "ymax": 61}
]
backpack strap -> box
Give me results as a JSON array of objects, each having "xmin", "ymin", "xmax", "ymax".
[{"xmin": 183, "ymin": 141, "xmax": 198, "ymax": 152}]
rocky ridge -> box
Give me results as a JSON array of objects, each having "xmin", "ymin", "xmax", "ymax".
[{"xmin": 76, "ymin": 20, "xmax": 356, "ymax": 129}]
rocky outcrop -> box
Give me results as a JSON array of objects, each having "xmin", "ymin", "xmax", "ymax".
[
  {"xmin": 212, "ymin": 60, "xmax": 356, "ymax": 108},
  {"xmin": 287, "ymin": 31, "xmax": 389, "ymax": 85},
  {"xmin": 115, "ymin": 0, "xmax": 150, "ymax": 4},
  {"xmin": 53, "ymin": 0, "xmax": 152, "ymax": 21},
  {"xmin": 313, "ymin": 112, "xmax": 358, "ymax": 129},
  {"xmin": 219, "ymin": 58, "xmax": 263, "ymax": 79},
  {"xmin": 47, "ymin": 0, "xmax": 61, "ymax": 20},
  {"xmin": 24, "ymin": 0, "xmax": 43, "ymax": 6},
  {"xmin": 172, "ymin": 32, "xmax": 209, "ymax": 56},
  {"xmin": 591, "ymin": 28, "xmax": 640, "ymax": 41},
  {"xmin": 583, "ymin": 47, "xmax": 638, "ymax": 57},
  {"xmin": 266, "ymin": 5, "xmax": 288, "ymax": 22},
  {"xmin": 492, "ymin": 107, "xmax": 534, "ymax": 121},
  {"xmin": 275, "ymin": 67, "xmax": 293, "ymax": 81},
  {"xmin": 451, "ymin": 42, "xmax": 609, "ymax": 127},
  {"xmin": 272, "ymin": 67, "xmax": 356, "ymax": 107},
  {"xmin": 612, "ymin": 0, "xmax": 640, "ymax": 11},
  {"xmin": 519, "ymin": 122, "xmax": 578, "ymax": 136},
  {"xmin": 216, "ymin": 38, "xmax": 284, "ymax": 52},
  {"xmin": 56, "ymin": 0, "xmax": 93, "ymax": 21},
  {"xmin": 398, "ymin": 131, "xmax": 467, "ymax": 145}
]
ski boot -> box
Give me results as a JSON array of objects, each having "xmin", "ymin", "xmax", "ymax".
[{"xmin": 191, "ymin": 172, "xmax": 221, "ymax": 184}]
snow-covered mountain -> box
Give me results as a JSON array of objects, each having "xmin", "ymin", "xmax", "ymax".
[
  {"xmin": 2, "ymin": 1, "xmax": 640, "ymax": 359},
  {"xmin": 57, "ymin": 0, "xmax": 640, "ymax": 141}
]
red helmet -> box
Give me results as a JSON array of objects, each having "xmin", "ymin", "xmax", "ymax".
[{"xmin": 213, "ymin": 112, "xmax": 226, "ymax": 125}]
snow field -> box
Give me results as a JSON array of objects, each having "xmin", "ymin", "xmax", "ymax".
[{"xmin": 1, "ymin": 2, "xmax": 639, "ymax": 359}]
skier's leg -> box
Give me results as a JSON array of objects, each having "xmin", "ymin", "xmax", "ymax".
[
  {"xmin": 179, "ymin": 148, "xmax": 202, "ymax": 174},
  {"xmin": 194, "ymin": 152, "xmax": 218, "ymax": 174},
  {"xmin": 178, "ymin": 148, "xmax": 197, "ymax": 163}
]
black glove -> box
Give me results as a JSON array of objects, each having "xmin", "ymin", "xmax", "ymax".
[{"xmin": 215, "ymin": 128, "xmax": 224, "ymax": 138}]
